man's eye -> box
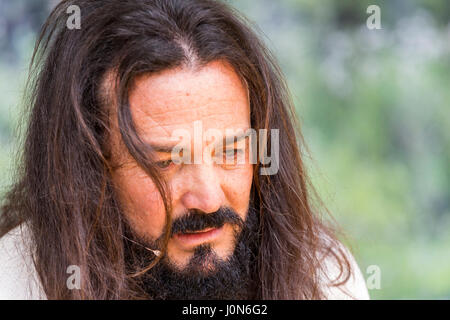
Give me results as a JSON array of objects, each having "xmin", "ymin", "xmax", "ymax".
[
  {"xmin": 156, "ymin": 159, "xmax": 173, "ymax": 169},
  {"xmin": 225, "ymin": 149, "xmax": 237, "ymax": 157},
  {"xmin": 223, "ymin": 149, "xmax": 244, "ymax": 163}
]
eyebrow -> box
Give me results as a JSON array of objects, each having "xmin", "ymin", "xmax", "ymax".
[
  {"xmin": 148, "ymin": 144, "xmax": 179, "ymax": 153},
  {"xmin": 223, "ymin": 131, "xmax": 250, "ymax": 145},
  {"xmin": 147, "ymin": 131, "xmax": 250, "ymax": 154}
]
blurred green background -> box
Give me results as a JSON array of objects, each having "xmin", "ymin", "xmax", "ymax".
[{"xmin": 1, "ymin": 0, "xmax": 449, "ymax": 299}]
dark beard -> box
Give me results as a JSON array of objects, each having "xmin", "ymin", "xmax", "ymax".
[{"xmin": 124, "ymin": 207, "xmax": 260, "ymax": 300}]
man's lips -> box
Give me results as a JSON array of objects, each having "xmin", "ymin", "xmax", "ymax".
[{"xmin": 173, "ymin": 226, "xmax": 224, "ymax": 247}]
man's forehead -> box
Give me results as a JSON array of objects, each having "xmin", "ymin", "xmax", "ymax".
[{"xmin": 126, "ymin": 61, "xmax": 251, "ymax": 142}]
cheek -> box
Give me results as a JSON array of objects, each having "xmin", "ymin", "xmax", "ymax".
[
  {"xmin": 113, "ymin": 167, "xmax": 166, "ymax": 239},
  {"xmin": 222, "ymin": 165, "xmax": 253, "ymax": 215}
]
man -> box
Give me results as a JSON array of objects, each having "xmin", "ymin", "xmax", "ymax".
[{"xmin": 0, "ymin": 0, "xmax": 369, "ymax": 299}]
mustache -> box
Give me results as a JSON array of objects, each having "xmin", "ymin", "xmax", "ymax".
[{"xmin": 170, "ymin": 207, "xmax": 244, "ymax": 235}]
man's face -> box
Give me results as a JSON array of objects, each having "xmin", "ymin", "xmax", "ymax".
[{"xmin": 109, "ymin": 60, "xmax": 253, "ymax": 272}]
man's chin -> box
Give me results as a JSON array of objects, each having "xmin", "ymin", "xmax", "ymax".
[
  {"xmin": 139, "ymin": 248, "xmax": 253, "ymax": 299},
  {"xmin": 166, "ymin": 243, "xmax": 234, "ymax": 275}
]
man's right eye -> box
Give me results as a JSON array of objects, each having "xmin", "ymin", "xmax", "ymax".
[{"xmin": 155, "ymin": 159, "xmax": 174, "ymax": 169}]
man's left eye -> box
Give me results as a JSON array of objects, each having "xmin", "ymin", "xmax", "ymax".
[
  {"xmin": 223, "ymin": 149, "xmax": 244, "ymax": 162},
  {"xmin": 225, "ymin": 149, "xmax": 238, "ymax": 156}
]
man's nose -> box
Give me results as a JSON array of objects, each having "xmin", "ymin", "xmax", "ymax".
[{"xmin": 179, "ymin": 164, "xmax": 224, "ymax": 213}]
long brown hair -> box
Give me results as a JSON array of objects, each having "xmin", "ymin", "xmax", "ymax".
[{"xmin": 0, "ymin": 0, "xmax": 350, "ymax": 299}]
